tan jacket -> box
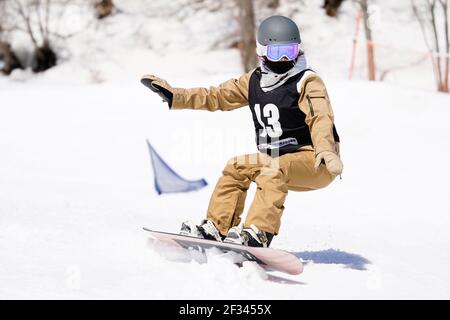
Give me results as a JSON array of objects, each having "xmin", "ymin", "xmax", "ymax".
[{"xmin": 167, "ymin": 70, "xmax": 339, "ymax": 156}]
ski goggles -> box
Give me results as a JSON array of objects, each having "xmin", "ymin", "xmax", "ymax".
[{"xmin": 256, "ymin": 42, "xmax": 300, "ymax": 61}]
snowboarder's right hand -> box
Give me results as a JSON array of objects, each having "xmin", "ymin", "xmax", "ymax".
[
  {"xmin": 141, "ymin": 75, "xmax": 174, "ymax": 107},
  {"xmin": 314, "ymin": 151, "xmax": 343, "ymax": 176}
]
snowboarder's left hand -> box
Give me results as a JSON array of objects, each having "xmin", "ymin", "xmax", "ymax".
[
  {"xmin": 314, "ymin": 151, "xmax": 343, "ymax": 176},
  {"xmin": 141, "ymin": 75, "xmax": 174, "ymax": 107}
]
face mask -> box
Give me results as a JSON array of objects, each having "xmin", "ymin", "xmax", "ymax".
[{"xmin": 263, "ymin": 57, "xmax": 296, "ymax": 74}]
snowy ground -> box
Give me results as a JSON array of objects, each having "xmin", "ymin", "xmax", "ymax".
[
  {"xmin": 1, "ymin": 0, "xmax": 450, "ymax": 299},
  {"xmin": 1, "ymin": 76, "xmax": 450, "ymax": 299}
]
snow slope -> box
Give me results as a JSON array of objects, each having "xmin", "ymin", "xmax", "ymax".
[
  {"xmin": 1, "ymin": 0, "xmax": 450, "ymax": 299},
  {"xmin": 1, "ymin": 76, "xmax": 450, "ymax": 299}
]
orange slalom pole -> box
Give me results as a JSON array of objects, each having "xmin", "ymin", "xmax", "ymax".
[{"xmin": 349, "ymin": 10, "xmax": 363, "ymax": 80}]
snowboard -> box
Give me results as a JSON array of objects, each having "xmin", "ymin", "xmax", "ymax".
[{"xmin": 144, "ymin": 227, "xmax": 303, "ymax": 275}]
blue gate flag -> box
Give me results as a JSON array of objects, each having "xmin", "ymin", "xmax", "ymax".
[{"xmin": 147, "ymin": 140, "xmax": 207, "ymax": 195}]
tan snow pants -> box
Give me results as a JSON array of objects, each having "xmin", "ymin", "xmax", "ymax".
[{"xmin": 207, "ymin": 145, "xmax": 336, "ymax": 236}]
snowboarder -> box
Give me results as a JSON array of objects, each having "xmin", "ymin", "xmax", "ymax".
[{"xmin": 141, "ymin": 15, "xmax": 343, "ymax": 248}]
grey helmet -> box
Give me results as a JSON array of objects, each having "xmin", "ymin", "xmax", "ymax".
[
  {"xmin": 256, "ymin": 16, "xmax": 302, "ymax": 73},
  {"xmin": 257, "ymin": 15, "xmax": 301, "ymax": 46}
]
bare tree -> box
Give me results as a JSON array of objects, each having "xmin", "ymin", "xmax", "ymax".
[
  {"xmin": 94, "ymin": 0, "xmax": 114, "ymax": 19},
  {"xmin": 0, "ymin": 0, "xmax": 23, "ymax": 74},
  {"xmin": 267, "ymin": 0, "xmax": 280, "ymax": 9},
  {"xmin": 323, "ymin": 0, "xmax": 346, "ymax": 17},
  {"xmin": 236, "ymin": 0, "xmax": 257, "ymax": 72},
  {"xmin": 7, "ymin": 0, "xmax": 59, "ymax": 72},
  {"xmin": 355, "ymin": 0, "xmax": 376, "ymax": 81},
  {"xmin": 0, "ymin": 41, "xmax": 23, "ymax": 75},
  {"xmin": 412, "ymin": 0, "xmax": 449, "ymax": 92}
]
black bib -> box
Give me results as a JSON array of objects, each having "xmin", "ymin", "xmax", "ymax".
[
  {"xmin": 248, "ymin": 68, "xmax": 340, "ymax": 156},
  {"xmin": 249, "ymin": 68, "xmax": 320, "ymax": 157}
]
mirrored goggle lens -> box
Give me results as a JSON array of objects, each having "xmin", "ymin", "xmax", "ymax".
[{"xmin": 266, "ymin": 44, "xmax": 299, "ymax": 61}]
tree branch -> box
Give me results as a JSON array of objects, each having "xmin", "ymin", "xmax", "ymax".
[
  {"xmin": 438, "ymin": 0, "xmax": 449, "ymax": 90},
  {"xmin": 429, "ymin": 0, "xmax": 444, "ymax": 89},
  {"xmin": 36, "ymin": 0, "xmax": 48, "ymax": 43},
  {"xmin": 412, "ymin": 0, "xmax": 433, "ymax": 50},
  {"xmin": 412, "ymin": 0, "xmax": 442, "ymax": 90},
  {"xmin": 45, "ymin": 0, "xmax": 51, "ymax": 40},
  {"xmin": 13, "ymin": 0, "xmax": 40, "ymax": 49}
]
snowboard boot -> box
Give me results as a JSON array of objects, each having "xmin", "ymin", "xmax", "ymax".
[
  {"xmin": 180, "ymin": 219, "xmax": 223, "ymax": 242},
  {"xmin": 179, "ymin": 220, "xmax": 203, "ymax": 238},
  {"xmin": 222, "ymin": 226, "xmax": 243, "ymax": 245},
  {"xmin": 224, "ymin": 224, "xmax": 274, "ymax": 248}
]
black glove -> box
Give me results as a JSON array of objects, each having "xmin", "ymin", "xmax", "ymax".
[{"xmin": 141, "ymin": 75, "xmax": 174, "ymax": 107}]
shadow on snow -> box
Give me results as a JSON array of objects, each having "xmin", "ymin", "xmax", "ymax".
[{"xmin": 292, "ymin": 249, "xmax": 370, "ymax": 271}]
